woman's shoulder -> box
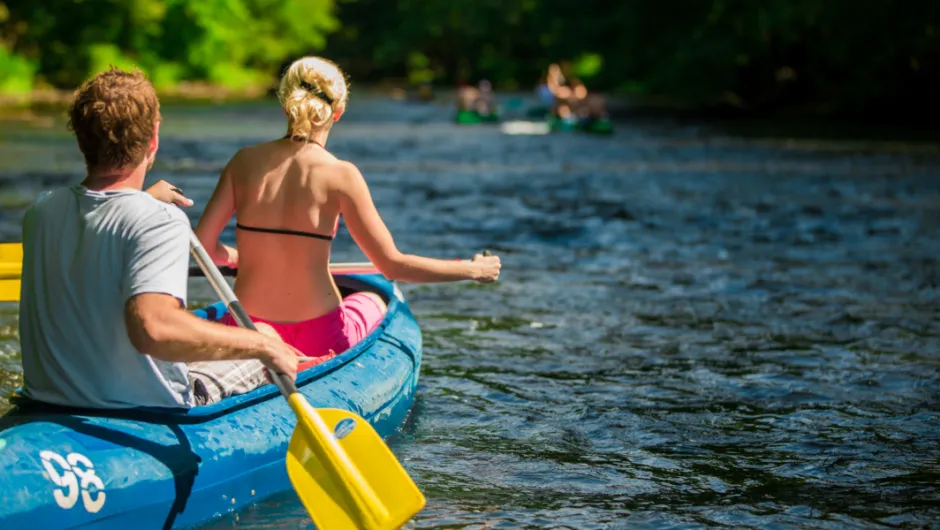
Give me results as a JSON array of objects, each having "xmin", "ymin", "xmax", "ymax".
[
  {"xmin": 232, "ymin": 139, "xmax": 280, "ymax": 159},
  {"xmin": 223, "ymin": 140, "xmax": 287, "ymax": 175},
  {"xmin": 224, "ymin": 142, "xmax": 264, "ymax": 168},
  {"xmin": 317, "ymin": 158, "xmax": 366, "ymax": 192},
  {"xmin": 290, "ymin": 148, "xmax": 357, "ymax": 172}
]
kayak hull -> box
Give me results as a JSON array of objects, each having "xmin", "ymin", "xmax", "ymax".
[
  {"xmin": 0, "ymin": 274, "xmax": 422, "ymax": 529},
  {"xmin": 455, "ymin": 108, "xmax": 500, "ymax": 124},
  {"xmin": 549, "ymin": 115, "xmax": 614, "ymax": 134}
]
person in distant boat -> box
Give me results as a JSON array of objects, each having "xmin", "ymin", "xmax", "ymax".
[
  {"xmin": 569, "ymin": 79, "xmax": 609, "ymax": 122},
  {"xmin": 545, "ymin": 64, "xmax": 564, "ymax": 91},
  {"xmin": 474, "ymin": 79, "xmax": 496, "ymax": 116},
  {"xmin": 544, "ymin": 63, "xmax": 571, "ymax": 117},
  {"xmin": 456, "ymin": 79, "xmax": 498, "ymax": 117},
  {"xmin": 566, "ymin": 79, "xmax": 590, "ymax": 117},
  {"xmin": 456, "ymin": 80, "xmax": 478, "ymax": 112},
  {"xmin": 544, "ymin": 63, "xmax": 610, "ymax": 127},
  {"xmin": 19, "ymin": 68, "xmax": 300, "ymax": 409},
  {"xmin": 535, "ymin": 74, "xmax": 556, "ymax": 111},
  {"xmin": 196, "ymin": 56, "xmax": 502, "ymax": 362}
]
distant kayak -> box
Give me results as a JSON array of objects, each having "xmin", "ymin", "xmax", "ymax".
[
  {"xmin": 455, "ymin": 108, "xmax": 501, "ymax": 124},
  {"xmin": 0, "ymin": 273, "xmax": 422, "ymax": 529},
  {"xmin": 549, "ymin": 115, "xmax": 614, "ymax": 135}
]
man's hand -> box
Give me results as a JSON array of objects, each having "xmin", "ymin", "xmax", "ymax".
[
  {"xmin": 259, "ymin": 337, "xmax": 301, "ymax": 382},
  {"xmin": 146, "ymin": 180, "xmax": 194, "ymax": 207},
  {"xmin": 256, "ymin": 322, "xmax": 301, "ymax": 382}
]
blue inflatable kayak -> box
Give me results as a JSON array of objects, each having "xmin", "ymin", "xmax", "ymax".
[{"xmin": 0, "ymin": 274, "xmax": 422, "ymax": 529}]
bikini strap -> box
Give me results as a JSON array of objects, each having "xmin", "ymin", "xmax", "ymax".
[
  {"xmin": 282, "ymin": 134, "xmax": 325, "ymax": 148},
  {"xmin": 236, "ymin": 223, "xmax": 333, "ymax": 241}
]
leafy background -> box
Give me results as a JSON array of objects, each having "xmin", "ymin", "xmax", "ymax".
[{"xmin": 0, "ymin": 0, "xmax": 938, "ymax": 116}]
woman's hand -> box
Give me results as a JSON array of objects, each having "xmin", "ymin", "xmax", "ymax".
[
  {"xmin": 146, "ymin": 180, "xmax": 194, "ymax": 207},
  {"xmin": 471, "ymin": 253, "xmax": 501, "ymax": 283},
  {"xmin": 220, "ymin": 246, "xmax": 239, "ymax": 269}
]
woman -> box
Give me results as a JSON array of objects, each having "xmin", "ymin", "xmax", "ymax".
[{"xmin": 196, "ymin": 56, "xmax": 501, "ymax": 361}]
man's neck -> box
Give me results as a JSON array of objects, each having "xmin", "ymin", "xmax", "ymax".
[{"xmin": 81, "ymin": 161, "xmax": 147, "ymax": 191}]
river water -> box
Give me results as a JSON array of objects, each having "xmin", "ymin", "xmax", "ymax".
[{"xmin": 0, "ymin": 95, "xmax": 938, "ymax": 529}]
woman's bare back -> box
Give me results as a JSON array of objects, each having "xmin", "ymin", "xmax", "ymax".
[
  {"xmin": 195, "ymin": 55, "xmax": 499, "ymax": 343},
  {"xmin": 228, "ymin": 139, "xmax": 344, "ymax": 322}
]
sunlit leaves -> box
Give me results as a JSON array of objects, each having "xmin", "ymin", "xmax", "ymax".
[{"xmin": 1, "ymin": 0, "xmax": 338, "ymax": 91}]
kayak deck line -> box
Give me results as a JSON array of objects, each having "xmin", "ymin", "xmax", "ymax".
[{"xmin": 0, "ymin": 273, "xmax": 423, "ymax": 529}]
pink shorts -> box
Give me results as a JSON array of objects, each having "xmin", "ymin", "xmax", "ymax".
[{"xmin": 220, "ymin": 293, "xmax": 386, "ymax": 370}]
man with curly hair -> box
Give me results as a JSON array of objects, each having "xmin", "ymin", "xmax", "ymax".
[{"xmin": 18, "ymin": 68, "xmax": 300, "ymax": 409}]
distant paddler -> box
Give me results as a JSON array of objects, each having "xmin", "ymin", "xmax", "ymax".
[
  {"xmin": 456, "ymin": 79, "xmax": 500, "ymax": 123},
  {"xmin": 544, "ymin": 62, "xmax": 613, "ymax": 134}
]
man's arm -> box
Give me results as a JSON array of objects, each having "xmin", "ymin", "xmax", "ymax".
[
  {"xmin": 125, "ymin": 293, "xmax": 299, "ymax": 378},
  {"xmin": 122, "ymin": 204, "xmax": 296, "ymax": 379}
]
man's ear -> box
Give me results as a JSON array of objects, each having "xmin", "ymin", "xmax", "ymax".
[{"xmin": 149, "ymin": 121, "xmax": 161, "ymax": 155}]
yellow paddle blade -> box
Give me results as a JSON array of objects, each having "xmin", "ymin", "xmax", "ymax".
[
  {"xmin": 0, "ymin": 279, "xmax": 20, "ymax": 302},
  {"xmin": 0, "ymin": 263, "xmax": 22, "ymax": 278},
  {"xmin": 0, "ymin": 243, "xmax": 22, "ymax": 280},
  {"xmin": 0, "ymin": 243, "xmax": 22, "ymax": 261},
  {"xmin": 0, "ymin": 244, "xmax": 24, "ymax": 301},
  {"xmin": 286, "ymin": 396, "xmax": 426, "ymax": 530}
]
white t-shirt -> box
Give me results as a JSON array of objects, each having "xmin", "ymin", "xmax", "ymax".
[{"xmin": 19, "ymin": 185, "xmax": 195, "ymax": 408}]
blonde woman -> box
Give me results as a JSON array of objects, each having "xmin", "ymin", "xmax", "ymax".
[{"xmin": 196, "ymin": 57, "xmax": 501, "ymax": 361}]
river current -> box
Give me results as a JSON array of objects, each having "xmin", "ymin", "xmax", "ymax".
[{"xmin": 0, "ymin": 95, "xmax": 937, "ymax": 528}]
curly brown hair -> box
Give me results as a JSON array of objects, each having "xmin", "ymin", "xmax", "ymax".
[{"xmin": 68, "ymin": 67, "xmax": 161, "ymax": 173}]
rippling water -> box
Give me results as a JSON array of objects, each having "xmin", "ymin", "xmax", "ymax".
[{"xmin": 1, "ymin": 96, "xmax": 939, "ymax": 528}]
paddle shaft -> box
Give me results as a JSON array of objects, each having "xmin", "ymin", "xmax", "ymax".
[{"xmin": 188, "ymin": 232, "xmax": 297, "ymax": 397}]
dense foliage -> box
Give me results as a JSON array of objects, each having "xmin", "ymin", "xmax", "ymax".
[
  {"xmin": 1, "ymin": 0, "xmax": 938, "ymax": 115},
  {"xmin": 0, "ymin": 0, "xmax": 336, "ymax": 93},
  {"xmin": 328, "ymin": 0, "xmax": 940, "ymax": 115}
]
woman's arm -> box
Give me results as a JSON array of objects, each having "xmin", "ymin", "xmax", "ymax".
[
  {"xmin": 546, "ymin": 64, "xmax": 564, "ymax": 95},
  {"xmin": 336, "ymin": 162, "xmax": 500, "ymax": 283},
  {"xmin": 194, "ymin": 158, "xmax": 239, "ymax": 267}
]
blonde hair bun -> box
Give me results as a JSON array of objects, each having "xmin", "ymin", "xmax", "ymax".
[{"xmin": 278, "ymin": 57, "xmax": 348, "ymax": 139}]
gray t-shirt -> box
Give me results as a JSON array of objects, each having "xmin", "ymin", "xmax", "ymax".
[{"xmin": 20, "ymin": 185, "xmax": 195, "ymax": 408}]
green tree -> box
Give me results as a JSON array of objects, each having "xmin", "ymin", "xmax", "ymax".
[{"xmin": 2, "ymin": 0, "xmax": 338, "ymax": 91}]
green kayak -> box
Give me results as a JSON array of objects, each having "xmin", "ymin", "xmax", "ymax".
[
  {"xmin": 549, "ymin": 116, "xmax": 614, "ymax": 135},
  {"xmin": 455, "ymin": 109, "xmax": 500, "ymax": 124}
]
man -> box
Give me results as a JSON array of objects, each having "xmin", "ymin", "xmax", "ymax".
[{"xmin": 19, "ymin": 67, "xmax": 299, "ymax": 409}]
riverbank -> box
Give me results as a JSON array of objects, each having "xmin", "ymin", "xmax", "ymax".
[{"xmin": 0, "ymin": 81, "xmax": 273, "ymax": 112}]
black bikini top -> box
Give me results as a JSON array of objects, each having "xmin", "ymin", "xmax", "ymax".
[
  {"xmin": 235, "ymin": 222, "xmax": 334, "ymax": 241},
  {"xmin": 235, "ymin": 135, "xmax": 335, "ymax": 241}
]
